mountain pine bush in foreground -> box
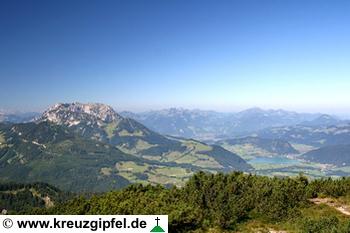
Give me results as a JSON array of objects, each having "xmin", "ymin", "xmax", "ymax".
[{"xmin": 20, "ymin": 172, "xmax": 350, "ymax": 232}]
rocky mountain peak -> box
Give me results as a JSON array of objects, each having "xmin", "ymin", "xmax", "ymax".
[{"xmin": 39, "ymin": 102, "xmax": 123, "ymax": 126}]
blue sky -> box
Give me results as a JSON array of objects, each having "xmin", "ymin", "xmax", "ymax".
[{"xmin": 0, "ymin": 0, "xmax": 350, "ymax": 114}]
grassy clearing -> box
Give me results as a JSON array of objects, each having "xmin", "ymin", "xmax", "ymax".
[
  {"xmin": 291, "ymin": 143, "xmax": 317, "ymax": 154},
  {"xmin": 116, "ymin": 161, "xmax": 149, "ymax": 173},
  {"xmin": 154, "ymin": 166, "xmax": 192, "ymax": 177},
  {"xmin": 193, "ymin": 154, "xmax": 222, "ymax": 168},
  {"xmin": 115, "ymin": 161, "xmax": 192, "ymax": 186},
  {"xmin": 117, "ymin": 141, "xmax": 158, "ymax": 156},
  {"xmin": 163, "ymin": 151, "xmax": 184, "ymax": 162},
  {"xmin": 118, "ymin": 129, "xmax": 144, "ymax": 137},
  {"xmin": 135, "ymin": 139, "xmax": 156, "ymax": 150},
  {"xmin": 0, "ymin": 132, "xmax": 5, "ymax": 143},
  {"xmin": 100, "ymin": 167, "xmax": 113, "ymax": 176},
  {"xmin": 104, "ymin": 122, "xmax": 117, "ymax": 138},
  {"xmin": 0, "ymin": 132, "xmax": 6, "ymax": 148},
  {"xmin": 182, "ymin": 140, "xmax": 212, "ymax": 152},
  {"xmin": 147, "ymin": 173, "xmax": 186, "ymax": 186},
  {"xmin": 172, "ymin": 152, "xmax": 221, "ymax": 169},
  {"xmin": 221, "ymin": 143, "xmax": 272, "ymax": 160}
]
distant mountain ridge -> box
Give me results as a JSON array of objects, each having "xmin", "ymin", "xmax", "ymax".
[
  {"xmin": 121, "ymin": 108, "xmax": 230, "ymax": 140},
  {"xmin": 121, "ymin": 107, "xmax": 323, "ymax": 140},
  {"xmin": 3, "ymin": 106, "xmax": 347, "ymax": 142},
  {"xmin": 302, "ymin": 144, "xmax": 350, "ymax": 166},
  {"xmin": 300, "ymin": 114, "xmax": 342, "ymax": 127},
  {"xmin": 0, "ymin": 111, "xmax": 39, "ymax": 123},
  {"xmin": 255, "ymin": 124, "xmax": 350, "ymax": 147}
]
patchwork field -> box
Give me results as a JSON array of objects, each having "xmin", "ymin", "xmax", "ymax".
[{"xmin": 113, "ymin": 161, "xmax": 193, "ymax": 186}]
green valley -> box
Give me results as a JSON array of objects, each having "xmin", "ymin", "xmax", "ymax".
[{"xmin": 0, "ymin": 103, "xmax": 252, "ymax": 192}]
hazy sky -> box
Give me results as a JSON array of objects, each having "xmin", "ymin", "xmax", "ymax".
[{"xmin": 0, "ymin": 0, "xmax": 350, "ymax": 114}]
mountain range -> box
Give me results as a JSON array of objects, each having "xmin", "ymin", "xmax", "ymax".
[
  {"xmin": 121, "ymin": 107, "xmax": 326, "ymax": 140},
  {"xmin": 0, "ymin": 111, "xmax": 38, "ymax": 123},
  {"xmin": 255, "ymin": 123, "xmax": 350, "ymax": 147},
  {"xmin": 1, "ymin": 107, "xmax": 344, "ymax": 141},
  {"xmin": 2, "ymin": 104, "xmax": 350, "ymax": 178},
  {"xmin": 0, "ymin": 103, "xmax": 251, "ymax": 192}
]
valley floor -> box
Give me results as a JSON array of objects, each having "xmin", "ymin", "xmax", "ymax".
[{"xmin": 221, "ymin": 142, "xmax": 350, "ymax": 179}]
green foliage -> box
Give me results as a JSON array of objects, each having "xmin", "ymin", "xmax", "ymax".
[
  {"xmin": 299, "ymin": 216, "xmax": 350, "ymax": 233},
  {"xmin": 306, "ymin": 177, "xmax": 350, "ymax": 198},
  {"xmin": 7, "ymin": 172, "xmax": 350, "ymax": 232},
  {"xmin": 29, "ymin": 172, "xmax": 315, "ymax": 232},
  {"xmin": 0, "ymin": 182, "xmax": 70, "ymax": 213}
]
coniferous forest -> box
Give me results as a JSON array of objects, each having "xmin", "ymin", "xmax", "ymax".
[{"xmin": 3, "ymin": 172, "xmax": 350, "ymax": 232}]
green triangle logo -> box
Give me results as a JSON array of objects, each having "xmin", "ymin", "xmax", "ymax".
[
  {"xmin": 150, "ymin": 225, "xmax": 165, "ymax": 232},
  {"xmin": 150, "ymin": 217, "xmax": 165, "ymax": 232}
]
